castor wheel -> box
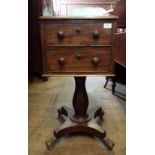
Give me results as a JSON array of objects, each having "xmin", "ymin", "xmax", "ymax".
[
  {"xmin": 99, "ymin": 111, "xmax": 104, "ymax": 119},
  {"xmin": 94, "ymin": 108, "xmax": 104, "ymax": 119},
  {"xmin": 57, "ymin": 107, "xmax": 68, "ymax": 117},
  {"xmin": 45, "ymin": 138, "xmax": 56, "ymax": 151},
  {"xmin": 58, "ymin": 108, "xmax": 62, "ymax": 116},
  {"xmin": 102, "ymin": 137, "xmax": 115, "ymax": 150}
]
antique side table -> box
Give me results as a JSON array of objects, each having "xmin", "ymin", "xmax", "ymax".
[{"xmin": 39, "ymin": 16, "xmax": 118, "ymax": 150}]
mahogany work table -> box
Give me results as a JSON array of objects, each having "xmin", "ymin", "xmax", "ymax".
[{"xmin": 39, "ymin": 16, "xmax": 118, "ymax": 150}]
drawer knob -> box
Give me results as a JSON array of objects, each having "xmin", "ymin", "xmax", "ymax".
[
  {"xmin": 76, "ymin": 27, "xmax": 80, "ymax": 33},
  {"xmin": 57, "ymin": 31, "xmax": 64, "ymax": 40},
  {"xmin": 76, "ymin": 54, "xmax": 82, "ymax": 60},
  {"xmin": 58, "ymin": 57, "xmax": 65, "ymax": 66},
  {"xmin": 93, "ymin": 31, "xmax": 100, "ymax": 39},
  {"xmin": 92, "ymin": 57, "xmax": 99, "ymax": 66}
]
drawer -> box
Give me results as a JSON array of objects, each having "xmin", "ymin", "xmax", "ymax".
[
  {"xmin": 45, "ymin": 23, "xmax": 113, "ymax": 46},
  {"xmin": 45, "ymin": 47, "xmax": 111, "ymax": 73}
]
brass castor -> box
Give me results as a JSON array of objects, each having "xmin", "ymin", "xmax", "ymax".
[
  {"xmin": 58, "ymin": 107, "xmax": 68, "ymax": 117},
  {"xmin": 45, "ymin": 138, "xmax": 57, "ymax": 151},
  {"xmin": 102, "ymin": 137, "xmax": 115, "ymax": 150},
  {"xmin": 94, "ymin": 107, "xmax": 104, "ymax": 119}
]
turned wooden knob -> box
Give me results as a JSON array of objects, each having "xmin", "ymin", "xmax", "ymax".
[
  {"xmin": 92, "ymin": 57, "xmax": 99, "ymax": 66},
  {"xmin": 57, "ymin": 31, "xmax": 64, "ymax": 40},
  {"xmin": 76, "ymin": 54, "xmax": 82, "ymax": 60},
  {"xmin": 58, "ymin": 57, "xmax": 65, "ymax": 66},
  {"xmin": 76, "ymin": 26, "xmax": 80, "ymax": 33},
  {"xmin": 93, "ymin": 31, "xmax": 100, "ymax": 39}
]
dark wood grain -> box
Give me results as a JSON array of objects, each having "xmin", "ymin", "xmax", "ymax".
[
  {"xmin": 46, "ymin": 23, "xmax": 112, "ymax": 46},
  {"xmin": 114, "ymin": 31, "xmax": 126, "ymax": 66},
  {"xmin": 72, "ymin": 77, "xmax": 89, "ymax": 120},
  {"xmin": 28, "ymin": 0, "xmax": 48, "ymax": 81},
  {"xmin": 113, "ymin": 0, "xmax": 126, "ymax": 28},
  {"xmin": 39, "ymin": 16, "xmax": 117, "ymax": 76},
  {"xmin": 45, "ymin": 47, "xmax": 111, "ymax": 73}
]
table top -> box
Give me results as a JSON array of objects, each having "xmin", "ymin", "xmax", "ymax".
[{"xmin": 39, "ymin": 15, "xmax": 118, "ymax": 20}]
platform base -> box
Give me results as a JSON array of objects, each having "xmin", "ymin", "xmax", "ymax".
[{"xmin": 46, "ymin": 106, "xmax": 114, "ymax": 150}]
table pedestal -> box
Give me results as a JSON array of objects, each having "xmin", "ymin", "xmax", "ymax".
[{"xmin": 46, "ymin": 77, "xmax": 114, "ymax": 150}]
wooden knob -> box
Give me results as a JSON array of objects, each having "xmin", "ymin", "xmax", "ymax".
[
  {"xmin": 58, "ymin": 57, "xmax": 65, "ymax": 66},
  {"xmin": 76, "ymin": 27, "xmax": 80, "ymax": 33},
  {"xmin": 93, "ymin": 31, "xmax": 100, "ymax": 39},
  {"xmin": 92, "ymin": 57, "xmax": 99, "ymax": 66},
  {"xmin": 76, "ymin": 54, "xmax": 82, "ymax": 60},
  {"xmin": 57, "ymin": 31, "xmax": 64, "ymax": 40}
]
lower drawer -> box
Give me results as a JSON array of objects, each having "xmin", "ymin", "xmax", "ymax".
[{"xmin": 44, "ymin": 47, "xmax": 112, "ymax": 74}]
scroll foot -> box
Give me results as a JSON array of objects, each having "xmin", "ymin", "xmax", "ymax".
[{"xmin": 101, "ymin": 137, "xmax": 115, "ymax": 150}]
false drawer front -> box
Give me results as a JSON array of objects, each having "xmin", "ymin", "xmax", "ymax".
[
  {"xmin": 45, "ymin": 47, "xmax": 111, "ymax": 73},
  {"xmin": 45, "ymin": 23, "xmax": 113, "ymax": 46}
]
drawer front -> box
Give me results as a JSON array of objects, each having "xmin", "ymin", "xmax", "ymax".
[
  {"xmin": 45, "ymin": 23, "xmax": 113, "ymax": 46},
  {"xmin": 45, "ymin": 47, "xmax": 111, "ymax": 73}
]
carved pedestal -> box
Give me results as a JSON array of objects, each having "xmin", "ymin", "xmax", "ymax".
[{"xmin": 46, "ymin": 77, "xmax": 114, "ymax": 150}]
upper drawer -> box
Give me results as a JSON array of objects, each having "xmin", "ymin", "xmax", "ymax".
[{"xmin": 45, "ymin": 23, "xmax": 113, "ymax": 46}]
